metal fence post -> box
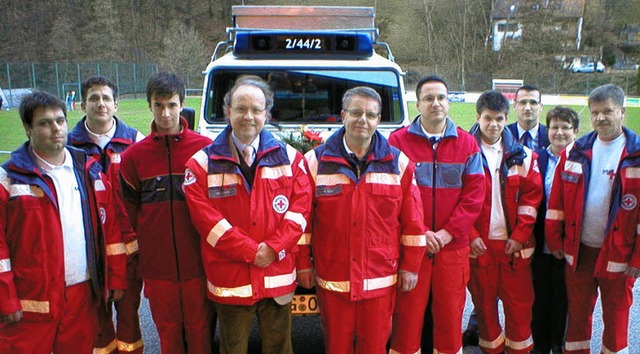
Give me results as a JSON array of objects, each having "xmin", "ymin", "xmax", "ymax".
[
  {"xmin": 55, "ymin": 63, "xmax": 60, "ymax": 97},
  {"xmin": 31, "ymin": 62, "xmax": 36, "ymax": 88}
]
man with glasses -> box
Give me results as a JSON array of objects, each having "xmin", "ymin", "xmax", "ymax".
[
  {"xmin": 389, "ymin": 76, "xmax": 485, "ymax": 354},
  {"xmin": 304, "ymin": 86, "xmax": 426, "ymax": 353},
  {"xmin": 507, "ymin": 85, "xmax": 550, "ymax": 150},
  {"xmin": 183, "ymin": 75, "xmax": 312, "ymax": 354}
]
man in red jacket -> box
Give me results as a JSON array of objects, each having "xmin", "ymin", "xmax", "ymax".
[
  {"xmin": 389, "ymin": 76, "xmax": 485, "ymax": 354},
  {"xmin": 546, "ymin": 84, "xmax": 640, "ymax": 353},
  {"xmin": 0, "ymin": 90, "xmax": 126, "ymax": 353},
  {"xmin": 120, "ymin": 72, "xmax": 213, "ymax": 354},
  {"xmin": 183, "ymin": 75, "xmax": 312, "ymax": 354},
  {"xmin": 468, "ymin": 90, "xmax": 542, "ymax": 354},
  {"xmin": 68, "ymin": 75, "xmax": 145, "ymax": 354},
  {"xmin": 305, "ymin": 86, "xmax": 426, "ymax": 354}
]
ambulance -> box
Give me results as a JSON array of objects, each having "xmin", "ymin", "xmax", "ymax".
[{"xmin": 198, "ymin": 5, "xmax": 410, "ymax": 315}]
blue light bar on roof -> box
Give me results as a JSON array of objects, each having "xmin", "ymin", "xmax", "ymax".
[{"xmin": 233, "ymin": 31, "xmax": 374, "ymax": 59}]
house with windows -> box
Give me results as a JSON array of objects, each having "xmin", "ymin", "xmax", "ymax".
[{"xmin": 490, "ymin": 0, "xmax": 586, "ymax": 51}]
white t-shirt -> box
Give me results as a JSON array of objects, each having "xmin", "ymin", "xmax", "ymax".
[
  {"xmin": 86, "ymin": 118, "xmax": 116, "ymax": 150},
  {"xmin": 481, "ymin": 139, "xmax": 508, "ymax": 240},
  {"xmin": 34, "ymin": 148, "xmax": 89, "ymax": 285},
  {"xmin": 581, "ymin": 134, "xmax": 626, "ymax": 247}
]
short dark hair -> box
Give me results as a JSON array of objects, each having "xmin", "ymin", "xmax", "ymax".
[
  {"xmin": 415, "ymin": 75, "xmax": 449, "ymax": 100},
  {"xmin": 546, "ymin": 106, "xmax": 579, "ymax": 130},
  {"xmin": 223, "ymin": 75, "xmax": 274, "ymax": 119},
  {"xmin": 476, "ymin": 90, "xmax": 510, "ymax": 115},
  {"xmin": 515, "ymin": 85, "xmax": 541, "ymax": 102},
  {"xmin": 146, "ymin": 72, "xmax": 185, "ymax": 104},
  {"xmin": 19, "ymin": 90, "xmax": 67, "ymax": 127},
  {"xmin": 588, "ymin": 84, "xmax": 625, "ymax": 107},
  {"xmin": 342, "ymin": 86, "xmax": 382, "ymax": 110},
  {"xmin": 81, "ymin": 76, "xmax": 118, "ymax": 103}
]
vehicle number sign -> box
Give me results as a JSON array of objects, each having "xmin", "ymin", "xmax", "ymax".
[
  {"xmin": 291, "ymin": 294, "xmax": 320, "ymax": 315},
  {"xmin": 277, "ymin": 36, "xmax": 325, "ymax": 51}
]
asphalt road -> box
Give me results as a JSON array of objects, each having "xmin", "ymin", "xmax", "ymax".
[{"xmin": 137, "ymin": 282, "xmax": 640, "ymax": 353}]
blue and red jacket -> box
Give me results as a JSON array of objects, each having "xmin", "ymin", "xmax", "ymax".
[
  {"xmin": 546, "ymin": 127, "xmax": 640, "ymax": 278},
  {"xmin": 0, "ymin": 144, "xmax": 126, "ymax": 321},
  {"xmin": 183, "ymin": 126, "xmax": 312, "ymax": 305},
  {"xmin": 469, "ymin": 124, "xmax": 543, "ymax": 268},
  {"xmin": 389, "ymin": 116, "xmax": 485, "ymax": 250},
  {"xmin": 119, "ymin": 118, "xmax": 212, "ymax": 282},
  {"xmin": 69, "ymin": 116, "xmax": 142, "ymax": 257},
  {"xmin": 305, "ymin": 128, "xmax": 426, "ymax": 301}
]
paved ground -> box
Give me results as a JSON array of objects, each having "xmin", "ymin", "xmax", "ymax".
[{"xmin": 137, "ymin": 282, "xmax": 640, "ymax": 353}]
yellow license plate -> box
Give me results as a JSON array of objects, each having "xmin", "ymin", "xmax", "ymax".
[{"xmin": 291, "ymin": 294, "xmax": 320, "ymax": 315}]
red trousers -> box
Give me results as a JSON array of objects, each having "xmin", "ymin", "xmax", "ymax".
[
  {"xmin": 144, "ymin": 276, "xmax": 213, "ymax": 354},
  {"xmin": 468, "ymin": 240, "xmax": 534, "ymax": 354},
  {"xmin": 317, "ymin": 287, "xmax": 395, "ymax": 354},
  {"xmin": 0, "ymin": 281, "xmax": 97, "ymax": 354},
  {"xmin": 564, "ymin": 244, "xmax": 635, "ymax": 353},
  {"xmin": 391, "ymin": 247, "xmax": 469, "ymax": 354},
  {"xmin": 95, "ymin": 256, "xmax": 144, "ymax": 353}
]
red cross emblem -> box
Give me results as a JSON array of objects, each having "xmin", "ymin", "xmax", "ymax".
[
  {"xmin": 272, "ymin": 195, "xmax": 289, "ymax": 214},
  {"xmin": 621, "ymin": 194, "xmax": 637, "ymax": 211}
]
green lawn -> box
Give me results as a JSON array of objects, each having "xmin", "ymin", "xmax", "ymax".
[{"xmin": 1, "ymin": 97, "xmax": 639, "ymax": 164}]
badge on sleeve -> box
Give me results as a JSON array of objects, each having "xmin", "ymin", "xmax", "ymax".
[
  {"xmin": 184, "ymin": 168, "xmax": 196, "ymax": 186},
  {"xmin": 621, "ymin": 194, "xmax": 637, "ymax": 211},
  {"xmin": 272, "ymin": 195, "xmax": 289, "ymax": 214}
]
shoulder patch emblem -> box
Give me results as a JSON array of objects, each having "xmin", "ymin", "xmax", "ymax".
[
  {"xmin": 272, "ymin": 195, "xmax": 289, "ymax": 214},
  {"xmin": 184, "ymin": 169, "xmax": 196, "ymax": 186},
  {"xmin": 621, "ymin": 194, "xmax": 637, "ymax": 211}
]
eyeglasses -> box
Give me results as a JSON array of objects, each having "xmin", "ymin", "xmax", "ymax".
[
  {"xmin": 231, "ymin": 106, "xmax": 266, "ymax": 116},
  {"xmin": 516, "ymin": 99, "xmax": 540, "ymax": 107},
  {"xmin": 345, "ymin": 109, "xmax": 380, "ymax": 120}
]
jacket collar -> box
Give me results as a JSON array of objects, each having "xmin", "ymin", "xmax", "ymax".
[{"xmin": 407, "ymin": 116, "xmax": 459, "ymax": 140}]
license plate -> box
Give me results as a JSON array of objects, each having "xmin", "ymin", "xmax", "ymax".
[{"xmin": 291, "ymin": 294, "xmax": 320, "ymax": 315}]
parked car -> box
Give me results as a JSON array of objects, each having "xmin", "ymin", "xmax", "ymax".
[{"xmin": 571, "ymin": 61, "xmax": 605, "ymax": 73}]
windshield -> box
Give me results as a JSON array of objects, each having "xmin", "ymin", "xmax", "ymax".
[{"xmin": 203, "ymin": 69, "xmax": 404, "ymax": 125}]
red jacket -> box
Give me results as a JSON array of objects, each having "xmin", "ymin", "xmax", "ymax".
[
  {"xmin": 0, "ymin": 144, "xmax": 126, "ymax": 321},
  {"xmin": 389, "ymin": 117, "xmax": 485, "ymax": 250},
  {"xmin": 546, "ymin": 128, "xmax": 640, "ymax": 278},
  {"xmin": 69, "ymin": 116, "xmax": 143, "ymax": 257},
  {"xmin": 305, "ymin": 128, "xmax": 426, "ymax": 301},
  {"xmin": 119, "ymin": 118, "xmax": 212, "ymax": 281},
  {"xmin": 183, "ymin": 126, "xmax": 312, "ymax": 306},
  {"xmin": 470, "ymin": 125, "xmax": 543, "ymax": 268}
]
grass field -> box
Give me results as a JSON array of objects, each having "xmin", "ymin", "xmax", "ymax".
[{"xmin": 1, "ymin": 97, "xmax": 639, "ymax": 163}]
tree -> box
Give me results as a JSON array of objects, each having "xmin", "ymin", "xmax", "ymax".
[{"xmin": 157, "ymin": 20, "xmax": 209, "ymax": 86}]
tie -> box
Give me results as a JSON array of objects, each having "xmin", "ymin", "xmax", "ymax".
[
  {"xmin": 520, "ymin": 131, "xmax": 534, "ymax": 149},
  {"xmin": 241, "ymin": 145, "xmax": 254, "ymax": 166}
]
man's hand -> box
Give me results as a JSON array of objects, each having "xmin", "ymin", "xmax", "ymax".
[
  {"xmin": 625, "ymin": 265, "xmax": 640, "ymax": 279},
  {"xmin": 297, "ymin": 269, "xmax": 315, "ymax": 289},
  {"xmin": 109, "ymin": 289, "xmax": 125, "ymax": 302},
  {"xmin": 2, "ymin": 310, "xmax": 22, "ymax": 323},
  {"xmin": 470, "ymin": 238, "xmax": 487, "ymax": 257},
  {"xmin": 551, "ymin": 250, "xmax": 565, "ymax": 260},
  {"xmin": 425, "ymin": 230, "xmax": 440, "ymax": 254},
  {"xmin": 505, "ymin": 239, "xmax": 524, "ymax": 255},
  {"xmin": 397, "ymin": 270, "xmax": 418, "ymax": 292},
  {"xmin": 254, "ymin": 242, "xmax": 277, "ymax": 268},
  {"xmin": 434, "ymin": 229, "xmax": 453, "ymax": 248}
]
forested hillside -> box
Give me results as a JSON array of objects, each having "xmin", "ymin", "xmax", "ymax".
[{"xmin": 0, "ymin": 0, "xmax": 638, "ymax": 93}]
